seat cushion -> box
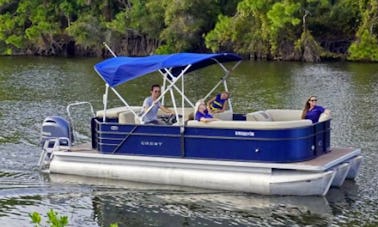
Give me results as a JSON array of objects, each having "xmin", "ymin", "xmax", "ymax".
[
  {"xmin": 246, "ymin": 111, "xmax": 273, "ymax": 121},
  {"xmin": 187, "ymin": 119, "xmax": 312, "ymax": 129},
  {"xmin": 265, "ymin": 109, "xmax": 302, "ymax": 121}
]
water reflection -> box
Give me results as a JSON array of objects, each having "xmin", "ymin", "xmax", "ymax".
[{"xmin": 46, "ymin": 174, "xmax": 365, "ymax": 226}]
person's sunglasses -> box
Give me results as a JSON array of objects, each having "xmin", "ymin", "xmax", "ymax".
[
  {"xmin": 153, "ymin": 90, "xmax": 161, "ymax": 93},
  {"xmin": 310, "ymin": 99, "xmax": 317, "ymax": 102}
]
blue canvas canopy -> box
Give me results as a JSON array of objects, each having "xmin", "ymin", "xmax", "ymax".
[{"xmin": 94, "ymin": 53, "xmax": 242, "ymax": 87}]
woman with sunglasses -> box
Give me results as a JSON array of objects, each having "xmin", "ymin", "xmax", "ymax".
[{"xmin": 301, "ymin": 96, "xmax": 330, "ymax": 123}]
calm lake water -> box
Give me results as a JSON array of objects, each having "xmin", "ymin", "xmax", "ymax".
[{"xmin": 0, "ymin": 56, "xmax": 377, "ymax": 226}]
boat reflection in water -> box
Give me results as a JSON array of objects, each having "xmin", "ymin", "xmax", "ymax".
[{"xmin": 48, "ymin": 174, "xmax": 359, "ymax": 226}]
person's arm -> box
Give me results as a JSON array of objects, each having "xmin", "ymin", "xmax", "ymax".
[
  {"xmin": 160, "ymin": 105, "xmax": 174, "ymax": 114},
  {"xmin": 199, "ymin": 112, "xmax": 218, "ymax": 122},
  {"xmin": 220, "ymin": 100, "xmax": 228, "ymax": 112},
  {"xmin": 200, "ymin": 117, "xmax": 217, "ymax": 122}
]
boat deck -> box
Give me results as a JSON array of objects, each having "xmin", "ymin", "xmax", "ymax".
[
  {"xmin": 66, "ymin": 143, "xmax": 361, "ymax": 172},
  {"xmin": 69, "ymin": 143, "xmax": 97, "ymax": 153}
]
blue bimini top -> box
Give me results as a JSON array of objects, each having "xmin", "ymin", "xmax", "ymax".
[{"xmin": 94, "ymin": 53, "xmax": 242, "ymax": 87}]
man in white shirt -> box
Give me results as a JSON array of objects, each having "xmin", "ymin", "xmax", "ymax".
[{"xmin": 142, "ymin": 84, "xmax": 174, "ymax": 124}]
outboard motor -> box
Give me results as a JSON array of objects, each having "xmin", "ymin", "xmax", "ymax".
[{"xmin": 41, "ymin": 116, "xmax": 74, "ymax": 148}]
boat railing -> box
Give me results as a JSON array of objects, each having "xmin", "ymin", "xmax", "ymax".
[
  {"xmin": 67, "ymin": 101, "xmax": 95, "ymax": 118},
  {"xmin": 96, "ymin": 106, "xmax": 193, "ymax": 125},
  {"xmin": 66, "ymin": 102, "xmax": 95, "ymax": 144}
]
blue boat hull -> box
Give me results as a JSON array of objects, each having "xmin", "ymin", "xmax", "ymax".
[{"xmin": 91, "ymin": 117, "xmax": 331, "ymax": 163}]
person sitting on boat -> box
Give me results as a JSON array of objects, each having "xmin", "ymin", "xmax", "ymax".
[
  {"xmin": 301, "ymin": 96, "xmax": 330, "ymax": 123},
  {"xmin": 195, "ymin": 103, "xmax": 218, "ymax": 122},
  {"xmin": 142, "ymin": 84, "xmax": 174, "ymax": 124},
  {"xmin": 207, "ymin": 91, "xmax": 230, "ymax": 113}
]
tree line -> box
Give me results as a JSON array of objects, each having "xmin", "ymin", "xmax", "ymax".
[{"xmin": 0, "ymin": 0, "xmax": 377, "ymax": 62}]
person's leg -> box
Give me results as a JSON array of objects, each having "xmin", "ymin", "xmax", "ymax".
[
  {"xmin": 146, "ymin": 119, "xmax": 166, "ymax": 125},
  {"xmin": 156, "ymin": 119, "xmax": 167, "ymax": 125}
]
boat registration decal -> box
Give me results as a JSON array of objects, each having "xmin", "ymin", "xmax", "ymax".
[
  {"xmin": 141, "ymin": 141, "xmax": 163, "ymax": 146},
  {"xmin": 235, "ymin": 131, "xmax": 255, "ymax": 137},
  {"xmin": 110, "ymin": 126, "xmax": 119, "ymax": 131}
]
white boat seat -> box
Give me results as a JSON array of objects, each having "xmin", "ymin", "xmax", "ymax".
[
  {"xmin": 318, "ymin": 112, "xmax": 331, "ymax": 122},
  {"xmin": 265, "ymin": 109, "xmax": 303, "ymax": 121},
  {"xmin": 157, "ymin": 107, "xmax": 195, "ymax": 122},
  {"xmin": 213, "ymin": 109, "xmax": 233, "ymax": 121},
  {"xmin": 96, "ymin": 106, "xmax": 142, "ymax": 119},
  {"xmin": 246, "ymin": 109, "xmax": 331, "ymax": 123},
  {"xmin": 118, "ymin": 111, "xmax": 137, "ymax": 124},
  {"xmin": 247, "ymin": 109, "xmax": 303, "ymax": 121},
  {"xmin": 118, "ymin": 107, "xmax": 194, "ymax": 124},
  {"xmin": 246, "ymin": 110, "xmax": 273, "ymax": 121},
  {"xmin": 187, "ymin": 119, "xmax": 312, "ymax": 129}
]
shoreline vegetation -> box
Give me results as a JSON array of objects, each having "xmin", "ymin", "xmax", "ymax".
[{"xmin": 0, "ymin": 0, "xmax": 377, "ymax": 62}]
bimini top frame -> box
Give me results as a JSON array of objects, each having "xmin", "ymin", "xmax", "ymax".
[{"xmin": 94, "ymin": 47, "xmax": 242, "ymax": 124}]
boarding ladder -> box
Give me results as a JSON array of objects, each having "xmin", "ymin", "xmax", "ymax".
[{"xmin": 38, "ymin": 137, "xmax": 71, "ymax": 170}]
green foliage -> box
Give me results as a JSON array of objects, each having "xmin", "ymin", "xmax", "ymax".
[
  {"xmin": 29, "ymin": 209, "xmax": 119, "ymax": 227},
  {"xmin": 129, "ymin": 0, "xmax": 165, "ymax": 37},
  {"xmin": 205, "ymin": 15, "xmax": 234, "ymax": 52},
  {"xmin": 205, "ymin": 0, "xmax": 377, "ymax": 61},
  {"xmin": 267, "ymin": 1, "xmax": 301, "ymax": 29},
  {"xmin": 0, "ymin": 12, "xmax": 26, "ymax": 50},
  {"xmin": 59, "ymin": 0, "xmax": 77, "ymax": 25},
  {"xmin": 29, "ymin": 209, "xmax": 68, "ymax": 227},
  {"xmin": 348, "ymin": 0, "xmax": 378, "ymax": 61},
  {"xmin": 5, "ymin": 35, "xmax": 23, "ymax": 48},
  {"xmin": 106, "ymin": 11, "xmax": 128, "ymax": 34},
  {"xmin": 0, "ymin": 0, "xmax": 13, "ymax": 4},
  {"xmin": 47, "ymin": 209, "xmax": 69, "ymax": 227},
  {"xmin": 67, "ymin": 15, "xmax": 105, "ymax": 49},
  {"xmin": 4, "ymin": 48, "xmax": 12, "ymax": 55},
  {"xmin": 160, "ymin": 0, "xmax": 221, "ymax": 52},
  {"xmin": 206, "ymin": 0, "xmax": 295, "ymax": 56},
  {"xmin": 348, "ymin": 29, "xmax": 378, "ymax": 61},
  {"xmin": 20, "ymin": 1, "xmax": 60, "ymax": 41},
  {"xmin": 294, "ymin": 30, "xmax": 323, "ymax": 62},
  {"xmin": 155, "ymin": 44, "xmax": 176, "ymax": 54},
  {"xmin": 106, "ymin": 0, "xmax": 165, "ymax": 39},
  {"xmin": 305, "ymin": 0, "xmax": 359, "ymax": 40},
  {"xmin": 0, "ymin": 0, "xmax": 376, "ymax": 61},
  {"xmin": 267, "ymin": 1, "xmax": 301, "ymax": 53},
  {"xmin": 30, "ymin": 211, "xmax": 42, "ymax": 225}
]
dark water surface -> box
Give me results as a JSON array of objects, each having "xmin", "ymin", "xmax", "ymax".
[{"xmin": 0, "ymin": 56, "xmax": 377, "ymax": 226}]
